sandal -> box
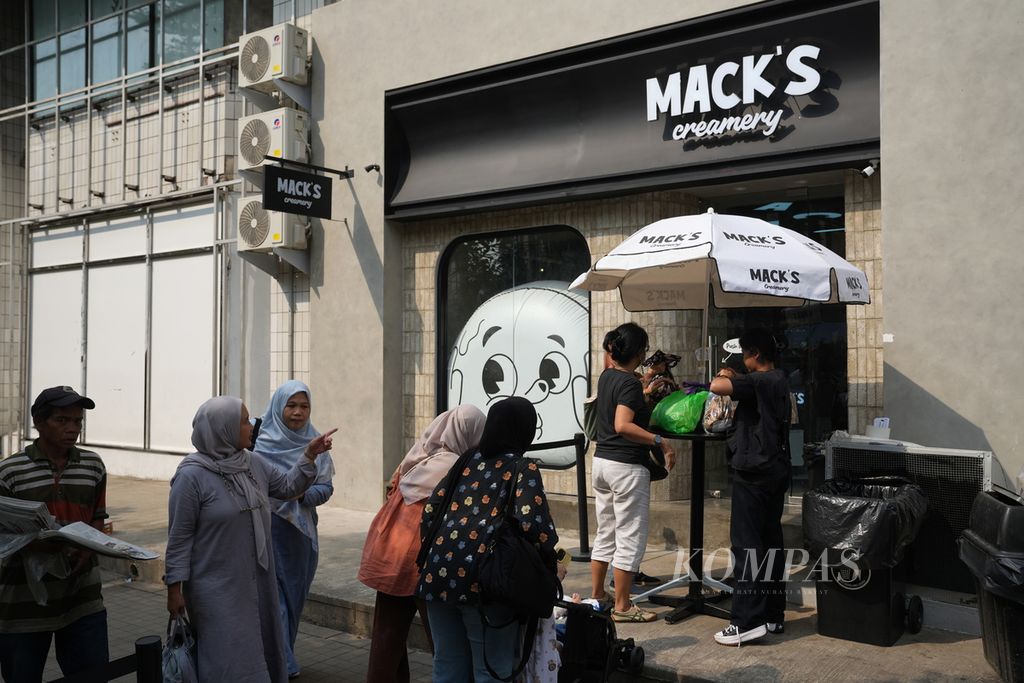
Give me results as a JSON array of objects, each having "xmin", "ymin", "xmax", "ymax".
[{"xmin": 611, "ymin": 604, "xmax": 658, "ymax": 623}]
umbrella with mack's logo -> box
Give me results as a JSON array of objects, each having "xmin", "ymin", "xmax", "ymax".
[{"xmin": 570, "ymin": 209, "xmax": 870, "ymax": 375}]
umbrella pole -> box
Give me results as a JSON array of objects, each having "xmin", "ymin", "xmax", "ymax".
[{"xmin": 702, "ymin": 283, "xmax": 712, "ymax": 384}]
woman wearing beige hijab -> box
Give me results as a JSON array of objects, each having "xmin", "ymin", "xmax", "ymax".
[
  {"xmin": 165, "ymin": 396, "xmax": 335, "ymax": 682},
  {"xmin": 359, "ymin": 404, "xmax": 486, "ymax": 683}
]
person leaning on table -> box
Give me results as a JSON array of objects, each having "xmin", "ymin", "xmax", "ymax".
[
  {"xmin": 708, "ymin": 328, "xmax": 790, "ymax": 647},
  {"xmin": 589, "ymin": 322, "xmax": 676, "ymax": 623}
]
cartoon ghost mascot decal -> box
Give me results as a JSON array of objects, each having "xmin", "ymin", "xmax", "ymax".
[{"xmin": 448, "ymin": 281, "xmax": 589, "ymax": 467}]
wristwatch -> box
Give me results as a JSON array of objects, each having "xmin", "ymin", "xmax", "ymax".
[{"xmin": 653, "ymin": 434, "xmax": 663, "ymax": 447}]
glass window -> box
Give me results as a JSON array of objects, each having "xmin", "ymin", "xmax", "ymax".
[
  {"xmin": 440, "ymin": 227, "xmax": 591, "ymax": 467},
  {"xmin": 163, "ymin": 0, "xmax": 200, "ymax": 63},
  {"xmin": 126, "ymin": 5, "xmax": 156, "ymax": 75},
  {"xmin": 32, "ymin": 38, "xmax": 56, "ymax": 100},
  {"xmin": 59, "ymin": 28, "xmax": 86, "ymax": 93},
  {"xmin": 0, "ymin": 49, "xmax": 27, "ymax": 108},
  {"xmin": 91, "ymin": 16, "xmax": 121, "ymax": 84},
  {"xmin": 203, "ymin": 0, "xmax": 224, "ymax": 51},
  {"xmin": 91, "ymin": 0, "xmax": 124, "ymax": 20},
  {"xmin": 32, "ymin": 0, "xmax": 55, "ymax": 41},
  {"xmin": 58, "ymin": 0, "xmax": 87, "ymax": 31}
]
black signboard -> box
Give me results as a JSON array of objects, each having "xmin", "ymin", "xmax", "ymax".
[
  {"xmin": 263, "ymin": 165, "xmax": 333, "ymax": 219},
  {"xmin": 385, "ymin": 0, "xmax": 879, "ymax": 219}
]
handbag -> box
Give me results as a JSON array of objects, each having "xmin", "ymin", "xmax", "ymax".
[
  {"xmin": 477, "ymin": 459, "xmax": 562, "ymax": 619},
  {"xmin": 357, "ymin": 474, "xmax": 425, "ymax": 596},
  {"xmin": 162, "ymin": 615, "xmax": 198, "ymax": 683},
  {"xmin": 646, "ymin": 445, "xmax": 669, "ymax": 482},
  {"xmin": 582, "ymin": 395, "xmax": 599, "ymax": 441},
  {"xmin": 477, "ymin": 458, "xmax": 562, "ymax": 682}
]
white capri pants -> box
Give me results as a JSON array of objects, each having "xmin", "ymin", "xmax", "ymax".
[{"xmin": 590, "ymin": 457, "xmax": 651, "ymax": 573}]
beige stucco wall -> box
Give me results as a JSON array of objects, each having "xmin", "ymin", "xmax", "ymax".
[
  {"xmin": 879, "ymin": 0, "xmax": 1024, "ymax": 480},
  {"xmin": 310, "ymin": 0, "xmax": 747, "ymax": 510}
]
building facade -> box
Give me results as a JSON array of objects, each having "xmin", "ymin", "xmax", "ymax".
[
  {"xmin": 0, "ymin": 0, "xmax": 333, "ymax": 471},
  {"xmin": 2, "ymin": 0, "xmax": 1022, "ymax": 517}
]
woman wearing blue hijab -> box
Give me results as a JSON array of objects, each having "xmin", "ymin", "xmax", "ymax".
[{"xmin": 253, "ymin": 381, "xmax": 336, "ymax": 679}]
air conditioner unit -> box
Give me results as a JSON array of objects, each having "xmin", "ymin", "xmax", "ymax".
[
  {"xmin": 237, "ymin": 108, "xmax": 308, "ymax": 172},
  {"xmin": 238, "ymin": 23, "xmax": 308, "ymax": 91},
  {"xmin": 825, "ymin": 433, "xmax": 1010, "ymax": 593},
  {"xmin": 236, "ymin": 197, "xmax": 307, "ymax": 252}
]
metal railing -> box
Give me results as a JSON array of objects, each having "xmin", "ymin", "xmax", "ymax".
[{"xmin": 48, "ymin": 635, "xmax": 162, "ymax": 683}]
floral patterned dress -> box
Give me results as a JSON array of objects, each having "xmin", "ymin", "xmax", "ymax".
[{"xmin": 416, "ymin": 452, "xmax": 558, "ymax": 604}]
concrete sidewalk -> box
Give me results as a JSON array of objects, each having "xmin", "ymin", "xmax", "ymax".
[
  {"xmin": 102, "ymin": 476, "xmax": 999, "ymax": 683},
  {"xmin": 42, "ymin": 581, "xmax": 433, "ymax": 682}
]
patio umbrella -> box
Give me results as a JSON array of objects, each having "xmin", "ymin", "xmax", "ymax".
[{"xmin": 570, "ymin": 209, "xmax": 870, "ymax": 375}]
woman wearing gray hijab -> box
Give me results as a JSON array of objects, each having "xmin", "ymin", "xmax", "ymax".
[{"xmin": 165, "ymin": 396, "xmax": 336, "ymax": 683}]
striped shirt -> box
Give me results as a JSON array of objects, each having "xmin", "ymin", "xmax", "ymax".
[{"xmin": 0, "ymin": 443, "xmax": 107, "ymax": 633}]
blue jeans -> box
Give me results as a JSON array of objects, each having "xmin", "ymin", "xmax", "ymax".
[
  {"xmin": 0, "ymin": 609, "xmax": 109, "ymax": 683},
  {"xmin": 426, "ymin": 601, "xmax": 521, "ymax": 683}
]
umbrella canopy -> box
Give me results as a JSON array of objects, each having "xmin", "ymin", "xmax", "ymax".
[{"xmin": 570, "ymin": 210, "xmax": 870, "ymax": 311}]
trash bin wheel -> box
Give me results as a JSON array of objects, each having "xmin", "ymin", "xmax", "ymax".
[
  {"xmin": 629, "ymin": 645, "xmax": 645, "ymax": 674},
  {"xmin": 906, "ymin": 595, "xmax": 924, "ymax": 634}
]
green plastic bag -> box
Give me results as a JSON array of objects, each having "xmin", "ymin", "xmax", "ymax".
[{"xmin": 650, "ymin": 390, "xmax": 709, "ymax": 434}]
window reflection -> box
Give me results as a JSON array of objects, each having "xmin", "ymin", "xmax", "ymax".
[
  {"xmin": 92, "ymin": 16, "xmax": 122, "ymax": 84},
  {"xmin": 59, "ymin": 28, "xmax": 86, "ymax": 93},
  {"xmin": 32, "ymin": 0, "xmax": 55, "ymax": 41},
  {"xmin": 163, "ymin": 0, "xmax": 201, "ymax": 63},
  {"xmin": 59, "ymin": 0, "xmax": 87, "ymax": 31},
  {"xmin": 126, "ymin": 5, "xmax": 156, "ymax": 74},
  {"xmin": 32, "ymin": 38, "xmax": 56, "ymax": 100}
]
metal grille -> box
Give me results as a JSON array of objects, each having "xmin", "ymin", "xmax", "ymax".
[
  {"xmin": 830, "ymin": 447, "xmax": 985, "ymax": 535},
  {"xmin": 828, "ymin": 443, "xmax": 988, "ymax": 592}
]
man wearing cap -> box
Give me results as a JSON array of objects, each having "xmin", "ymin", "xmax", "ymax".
[{"xmin": 0, "ymin": 386, "xmax": 109, "ymax": 682}]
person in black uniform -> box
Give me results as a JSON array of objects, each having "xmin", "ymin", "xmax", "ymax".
[{"xmin": 709, "ymin": 328, "xmax": 790, "ymax": 646}]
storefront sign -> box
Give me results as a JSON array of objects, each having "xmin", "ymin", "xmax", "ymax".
[
  {"xmin": 386, "ymin": 0, "xmax": 879, "ymax": 219},
  {"xmin": 263, "ymin": 165, "xmax": 332, "ymax": 219},
  {"xmin": 646, "ymin": 44, "xmax": 823, "ymax": 143}
]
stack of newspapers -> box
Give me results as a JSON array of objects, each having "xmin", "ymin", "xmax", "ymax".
[{"xmin": 0, "ymin": 495, "xmax": 158, "ymax": 562}]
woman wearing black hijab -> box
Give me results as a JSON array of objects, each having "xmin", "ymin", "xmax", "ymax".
[{"xmin": 417, "ymin": 398, "xmax": 559, "ymax": 683}]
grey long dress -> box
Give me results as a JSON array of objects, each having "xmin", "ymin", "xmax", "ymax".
[{"xmin": 166, "ymin": 455, "xmax": 316, "ymax": 683}]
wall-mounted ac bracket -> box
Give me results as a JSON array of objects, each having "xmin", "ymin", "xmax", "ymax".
[
  {"xmin": 274, "ymin": 247, "xmax": 309, "ymax": 274},
  {"xmin": 239, "ymin": 168, "xmax": 264, "ymax": 189},
  {"xmin": 237, "ymin": 246, "xmax": 309, "ymax": 276},
  {"xmin": 274, "ymin": 80, "xmax": 311, "ymax": 113},
  {"xmin": 238, "ymin": 86, "xmax": 280, "ymax": 112}
]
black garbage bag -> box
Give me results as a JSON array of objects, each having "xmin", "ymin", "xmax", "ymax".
[
  {"xmin": 803, "ymin": 477, "xmax": 928, "ymax": 570},
  {"xmin": 959, "ymin": 531, "xmax": 1024, "ymax": 603}
]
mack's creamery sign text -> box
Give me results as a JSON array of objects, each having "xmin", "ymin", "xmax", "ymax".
[
  {"xmin": 646, "ymin": 44, "xmax": 822, "ymax": 142},
  {"xmin": 263, "ymin": 165, "xmax": 333, "ymax": 220}
]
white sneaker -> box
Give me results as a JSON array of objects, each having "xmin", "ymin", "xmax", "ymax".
[
  {"xmin": 766, "ymin": 622, "xmax": 784, "ymax": 634},
  {"xmin": 714, "ymin": 623, "xmax": 767, "ymax": 646}
]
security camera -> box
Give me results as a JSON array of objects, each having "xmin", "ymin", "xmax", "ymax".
[
  {"xmin": 364, "ymin": 164, "xmax": 380, "ymax": 173},
  {"xmin": 860, "ymin": 159, "xmax": 879, "ymax": 178}
]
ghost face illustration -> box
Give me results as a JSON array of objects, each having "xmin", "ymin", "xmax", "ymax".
[{"xmin": 448, "ymin": 281, "xmax": 589, "ymax": 467}]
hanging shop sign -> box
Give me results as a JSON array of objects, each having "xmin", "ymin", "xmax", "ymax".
[
  {"xmin": 385, "ymin": 0, "xmax": 879, "ymax": 219},
  {"xmin": 263, "ymin": 164, "xmax": 333, "ymax": 220}
]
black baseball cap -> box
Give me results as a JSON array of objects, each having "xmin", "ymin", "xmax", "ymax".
[{"xmin": 31, "ymin": 386, "xmax": 96, "ymax": 418}]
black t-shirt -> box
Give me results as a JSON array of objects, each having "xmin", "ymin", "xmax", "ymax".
[
  {"xmin": 727, "ymin": 368, "xmax": 789, "ymax": 477},
  {"xmin": 594, "ymin": 368, "xmax": 650, "ymax": 466}
]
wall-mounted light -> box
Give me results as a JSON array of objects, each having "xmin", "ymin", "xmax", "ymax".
[{"xmin": 364, "ymin": 163, "xmax": 380, "ymax": 173}]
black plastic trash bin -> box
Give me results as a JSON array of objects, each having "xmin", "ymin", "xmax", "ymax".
[
  {"xmin": 804, "ymin": 477, "xmax": 928, "ymax": 646},
  {"xmin": 958, "ymin": 491, "xmax": 1024, "ymax": 683}
]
